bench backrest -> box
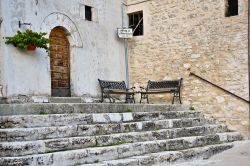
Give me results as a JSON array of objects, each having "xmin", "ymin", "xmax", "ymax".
[
  {"xmin": 147, "ymin": 78, "xmax": 182, "ymax": 91},
  {"xmin": 98, "ymin": 79, "xmax": 127, "ymax": 90}
]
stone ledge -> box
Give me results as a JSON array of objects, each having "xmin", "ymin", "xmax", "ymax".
[{"xmin": 0, "ymin": 103, "xmax": 189, "ymax": 116}]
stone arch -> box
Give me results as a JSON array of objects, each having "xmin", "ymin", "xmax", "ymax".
[{"xmin": 40, "ymin": 12, "xmax": 83, "ymax": 47}]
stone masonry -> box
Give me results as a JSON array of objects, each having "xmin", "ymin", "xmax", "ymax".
[
  {"xmin": 0, "ymin": 103, "xmax": 244, "ymax": 165},
  {"xmin": 127, "ymin": 0, "xmax": 249, "ymax": 138}
]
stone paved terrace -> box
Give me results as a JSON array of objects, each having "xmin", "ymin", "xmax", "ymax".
[
  {"xmin": 0, "ymin": 103, "xmax": 245, "ymax": 166},
  {"xmin": 171, "ymin": 140, "xmax": 250, "ymax": 166}
]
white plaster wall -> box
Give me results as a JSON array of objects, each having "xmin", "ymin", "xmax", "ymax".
[
  {"xmin": 0, "ymin": 0, "xmax": 126, "ymax": 97},
  {"xmin": 0, "ymin": 1, "xmax": 3, "ymax": 89}
]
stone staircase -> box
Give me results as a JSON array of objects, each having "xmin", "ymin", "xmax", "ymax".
[{"xmin": 0, "ymin": 103, "xmax": 243, "ymax": 166}]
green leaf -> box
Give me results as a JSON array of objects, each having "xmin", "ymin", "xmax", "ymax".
[{"xmin": 4, "ymin": 29, "xmax": 51, "ymax": 56}]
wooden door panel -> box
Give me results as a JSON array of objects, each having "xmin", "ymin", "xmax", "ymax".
[{"xmin": 50, "ymin": 27, "xmax": 71, "ymax": 97}]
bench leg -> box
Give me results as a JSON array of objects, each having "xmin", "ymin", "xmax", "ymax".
[
  {"xmin": 125, "ymin": 94, "xmax": 129, "ymax": 103},
  {"xmin": 125, "ymin": 94, "xmax": 135, "ymax": 103},
  {"xmin": 172, "ymin": 92, "xmax": 182, "ymax": 104},
  {"xmin": 179, "ymin": 92, "xmax": 182, "ymax": 104},
  {"xmin": 140, "ymin": 94, "xmax": 145, "ymax": 103},
  {"xmin": 172, "ymin": 95, "xmax": 175, "ymax": 104},
  {"xmin": 106, "ymin": 93, "xmax": 113, "ymax": 103},
  {"xmin": 140, "ymin": 94, "xmax": 149, "ymax": 104},
  {"xmin": 125, "ymin": 95, "xmax": 129, "ymax": 103},
  {"xmin": 140, "ymin": 95, "xmax": 143, "ymax": 103},
  {"xmin": 100, "ymin": 93, "xmax": 104, "ymax": 103},
  {"xmin": 172, "ymin": 91, "xmax": 178, "ymax": 104},
  {"xmin": 101, "ymin": 93, "xmax": 114, "ymax": 103}
]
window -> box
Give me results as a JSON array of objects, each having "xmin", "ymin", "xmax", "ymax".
[
  {"xmin": 128, "ymin": 11, "xmax": 143, "ymax": 36},
  {"xmin": 225, "ymin": 0, "xmax": 238, "ymax": 17},
  {"xmin": 85, "ymin": 5, "xmax": 92, "ymax": 21}
]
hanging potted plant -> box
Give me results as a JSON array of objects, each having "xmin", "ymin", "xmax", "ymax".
[{"xmin": 4, "ymin": 29, "xmax": 51, "ymax": 54}]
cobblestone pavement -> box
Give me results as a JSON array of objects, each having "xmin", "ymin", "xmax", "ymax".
[{"xmin": 172, "ymin": 140, "xmax": 250, "ymax": 166}]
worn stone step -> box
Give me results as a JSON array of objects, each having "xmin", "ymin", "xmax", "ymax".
[
  {"xmin": 0, "ymin": 118, "xmax": 215, "ymax": 141},
  {"xmin": 87, "ymin": 143, "xmax": 234, "ymax": 166},
  {"xmin": 0, "ymin": 114, "xmax": 92, "ymax": 128},
  {"xmin": 0, "ymin": 103, "xmax": 189, "ymax": 116},
  {"xmin": 49, "ymin": 97, "xmax": 82, "ymax": 103},
  {"xmin": 0, "ymin": 124, "xmax": 233, "ymax": 157},
  {"xmin": 0, "ymin": 111, "xmax": 203, "ymax": 128},
  {"xmin": 0, "ymin": 133, "xmax": 242, "ymax": 166}
]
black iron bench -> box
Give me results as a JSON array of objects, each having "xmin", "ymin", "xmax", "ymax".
[
  {"xmin": 140, "ymin": 78, "xmax": 183, "ymax": 104},
  {"xmin": 98, "ymin": 79, "xmax": 135, "ymax": 103}
]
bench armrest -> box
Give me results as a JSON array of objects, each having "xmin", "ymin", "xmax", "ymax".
[
  {"xmin": 127, "ymin": 87, "xmax": 135, "ymax": 92},
  {"xmin": 139, "ymin": 86, "xmax": 147, "ymax": 92}
]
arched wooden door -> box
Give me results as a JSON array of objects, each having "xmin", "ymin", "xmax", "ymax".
[{"xmin": 49, "ymin": 27, "xmax": 71, "ymax": 97}]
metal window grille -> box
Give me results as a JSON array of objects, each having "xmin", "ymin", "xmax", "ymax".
[{"xmin": 128, "ymin": 11, "xmax": 143, "ymax": 36}]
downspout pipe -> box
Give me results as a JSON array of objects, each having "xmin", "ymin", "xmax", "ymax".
[
  {"xmin": 248, "ymin": 0, "xmax": 250, "ymax": 138},
  {"xmin": 121, "ymin": 1, "xmax": 130, "ymax": 88}
]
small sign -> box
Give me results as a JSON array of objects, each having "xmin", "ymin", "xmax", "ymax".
[
  {"xmin": 117, "ymin": 28, "xmax": 133, "ymax": 39},
  {"xmin": 31, "ymin": 96, "xmax": 49, "ymax": 103}
]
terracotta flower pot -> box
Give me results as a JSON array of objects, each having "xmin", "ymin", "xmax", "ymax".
[{"xmin": 26, "ymin": 44, "xmax": 36, "ymax": 51}]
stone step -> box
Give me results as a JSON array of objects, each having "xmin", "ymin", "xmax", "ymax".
[
  {"xmin": 86, "ymin": 143, "xmax": 234, "ymax": 166},
  {"xmin": 0, "ymin": 118, "xmax": 215, "ymax": 142},
  {"xmin": 49, "ymin": 97, "xmax": 82, "ymax": 103},
  {"xmin": 0, "ymin": 125, "xmax": 232, "ymax": 157},
  {"xmin": 0, "ymin": 133, "xmax": 242, "ymax": 166},
  {"xmin": 0, "ymin": 103, "xmax": 189, "ymax": 116},
  {"xmin": 0, "ymin": 111, "xmax": 202, "ymax": 128}
]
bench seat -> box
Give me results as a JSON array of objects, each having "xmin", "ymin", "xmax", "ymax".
[
  {"xmin": 140, "ymin": 78, "xmax": 182, "ymax": 104},
  {"xmin": 98, "ymin": 79, "xmax": 135, "ymax": 103}
]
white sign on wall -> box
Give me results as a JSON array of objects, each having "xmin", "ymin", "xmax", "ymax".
[{"xmin": 117, "ymin": 28, "xmax": 133, "ymax": 39}]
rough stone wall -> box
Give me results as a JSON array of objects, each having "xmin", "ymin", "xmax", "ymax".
[{"xmin": 127, "ymin": 0, "xmax": 249, "ymax": 137}]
